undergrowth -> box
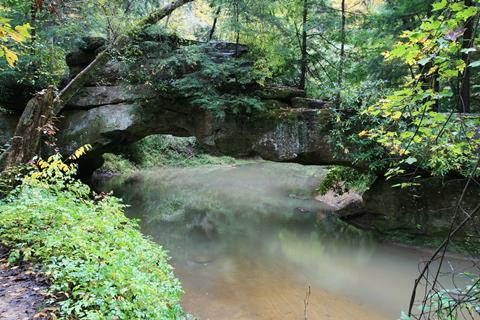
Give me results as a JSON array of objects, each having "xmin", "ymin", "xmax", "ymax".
[
  {"xmin": 101, "ymin": 135, "xmax": 241, "ymax": 174},
  {"xmin": 0, "ymin": 153, "xmax": 185, "ymax": 319},
  {"xmin": 317, "ymin": 166, "xmax": 376, "ymax": 195}
]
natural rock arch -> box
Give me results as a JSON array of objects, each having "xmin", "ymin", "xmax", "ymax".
[{"xmin": 0, "ymin": 35, "xmax": 350, "ymax": 173}]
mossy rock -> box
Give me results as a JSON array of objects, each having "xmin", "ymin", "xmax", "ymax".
[{"xmin": 258, "ymin": 86, "xmax": 306, "ymax": 101}]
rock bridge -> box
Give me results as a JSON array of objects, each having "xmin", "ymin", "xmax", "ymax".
[
  {"xmin": 0, "ymin": 35, "xmax": 349, "ymax": 171},
  {"xmin": 2, "ymin": 35, "xmax": 479, "ymax": 235}
]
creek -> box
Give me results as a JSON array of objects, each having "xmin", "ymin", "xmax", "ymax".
[{"xmin": 96, "ymin": 162, "xmax": 475, "ymax": 320}]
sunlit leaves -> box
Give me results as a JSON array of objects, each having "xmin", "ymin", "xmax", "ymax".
[
  {"xmin": 28, "ymin": 145, "xmax": 93, "ymax": 190},
  {"xmin": 432, "ymin": 0, "xmax": 447, "ymax": 12},
  {"xmin": 361, "ymin": 0, "xmax": 480, "ymax": 179},
  {"xmin": 456, "ymin": 5, "xmax": 478, "ymax": 21},
  {"xmin": 382, "ymin": 1, "xmax": 477, "ymax": 80},
  {"xmin": 0, "ymin": 45, "xmax": 17, "ymax": 66},
  {"xmin": 0, "ymin": 11, "xmax": 31, "ymax": 67},
  {"xmin": 67, "ymin": 144, "xmax": 92, "ymax": 161}
]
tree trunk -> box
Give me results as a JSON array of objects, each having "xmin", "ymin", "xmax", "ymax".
[
  {"xmin": 299, "ymin": 0, "xmax": 308, "ymax": 91},
  {"xmin": 433, "ymin": 70, "xmax": 440, "ymax": 111},
  {"xmin": 30, "ymin": 0, "xmax": 38, "ymax": 55},
  {"xmin": 459, "ymin": 0, "xmax": 476, "ymax": 113},
  {"xmin": 235, "ymin": 30, "xmax": 240, "ymax": 56},
  {"xmin": 208, "ymin": 7, "xmax": 222, "ymax": 42},
  {"xmin": 234, "ymin": 2, "xmax": 240, "ymax": 56},
  {"xmin": 138, "ymin": 0, "xmax": 193, "ymax": 29},
  {"xmin": 337, "ymin": 0, "xmax": 346, "ymax": 104},
  {"xmin": 165, "ymin": 13, "xmax": 171, "ymax": 28},
  {"xmin": 0, "ymin": 87, "xmax": 55, "ymax": 169},
  {"xmin": 1, "ymin": 0, "xmax": 195, "ymax": 171}
]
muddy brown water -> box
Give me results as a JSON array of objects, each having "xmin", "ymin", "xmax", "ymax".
[{"xmin": 98, "ymin": 162, "xmax": 478, "ymax": 320}]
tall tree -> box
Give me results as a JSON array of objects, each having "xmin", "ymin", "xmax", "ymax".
[
  {"xmin": 459, "ymin": 0, "xmax": 477, "ymax": 113},
  {"xmin": 231, "ymin": 0, "xmax": 241, "ymax": 55},
  {"xmin": 299, "ymin": 0, "xmax": 308, "ymax": 91},
  {"xmin": 337, "ymin": 0, "xmax": 346, "ymax": 103},
  {"xmin": 208, "ymin": 6, "xmax": 222, "ymax": 41}
]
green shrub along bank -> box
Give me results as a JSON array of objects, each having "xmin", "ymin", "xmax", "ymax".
[
  {"xmin": 101, "ymin": 135, "xmax": 241, "ymax": 174},
  {"xmin": 0, "ymin": 155, "xmax": 184, "ymax": 319}
]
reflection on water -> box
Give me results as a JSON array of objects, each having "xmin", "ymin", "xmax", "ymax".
[{"xmin": 97, "ymin": 162, "xmax": 475, "ymax": 320}]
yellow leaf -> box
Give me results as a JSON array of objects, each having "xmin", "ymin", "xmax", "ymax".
[
  {"xmin": 392, "ymin": 111, "xmax": 402, "ymax": 121},
  {"xmin": 358, "ymin": 130, "xmax": 369, "ymax": 138},
  {"xmin": 2, "ymin": 46, "xmax": 17, "ymax": 67},
  {"xmin": 14, "ymin": 23, "xmax": 31, "ymax": 40},
  {"xmin": 9, "ymin": 31, "xmax": 24, "ymax": 43}
]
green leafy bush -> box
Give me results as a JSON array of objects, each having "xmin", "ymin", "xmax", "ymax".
[
  {"xmin": 0, "ymin": 155, "xmax": 184, "ymax": 319},
  {"xmin": 128, "ymin": 135, "xmax": 239, "ymax": 168},
  {"xmin": 101, "ymin": 153, "xmax": 137, "ymax": 174},
  {"xmin": 317, "ymin": 166, "xmax": 376, "ymax": 195},
  {"xmin": 100, "ymin": 135, "xmax": 241, "ymax": 174}
]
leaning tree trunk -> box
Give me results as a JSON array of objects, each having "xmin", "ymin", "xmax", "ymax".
[{"xmin": 0, "ymin": 0, "xmax": 195, "ymax": 171}]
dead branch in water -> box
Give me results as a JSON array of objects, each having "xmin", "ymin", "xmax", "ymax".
[{"xmin": 304, "ymin": 285, "xmax": 311, "ymax": 320}]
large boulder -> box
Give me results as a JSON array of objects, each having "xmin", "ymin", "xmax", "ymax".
[
  {"xmin": 54, "ymin": 100, "xmax": 348, "ymax": 176},
  {"xmin": 356, "ymin": 177, "xmax": 480, "ymax": 237},
  {"xmin": 316, "ymin": 190, "xmax": 365, "ymax": 218}
]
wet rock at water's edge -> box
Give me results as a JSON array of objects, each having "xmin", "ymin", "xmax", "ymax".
[
  {"xmin": 316, "ymin": 190, "xmax": 365, "ymax": 218},
  {"xmin": 356, "ymin": 177, "xmax": 480, "ymax": 238}
]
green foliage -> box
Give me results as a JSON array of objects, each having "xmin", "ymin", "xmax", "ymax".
[
  {"xmin": 0, "ymin": 6, "xmax": 31, "ymax": 67},
  {"xmin": 130, "ymin": 135, "xmax": 240, "ymax": 167},
  {"xmin": 0, "ymin": 155, "xmax": 184, "ymax": 319},
  {"xmin": 135, "ymin": 42, "xmax": 266, "ymax": 117},
  {"xmin": 361, "ymin": 0, "xmax": 480, "ymax": 179},
  {"xmin": 398, "ymin": 273, "xmax": 480, "ymax": 320},
  {"xmin": 421, "ymin": 281, "xmax": 480, "ymax": 319},
  {"xmin": 101, "ymin": 153, "xmax": 138, "ymax": 174},
  {"xmin": 321, "ymin": 80, "xmax": 392, "ymax": 171},
  {"xmin": 101, "ymin": 135, "xmax": 241, "ymax": 173},
  {"xmin": 0, "ymin": 163, "xmax": 30, "ymax": 196},
  {"xmin": 317, "ymin": 166, "xmax": 376, "ymax": 195}
]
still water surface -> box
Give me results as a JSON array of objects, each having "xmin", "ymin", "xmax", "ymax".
[{"xmin": 98, "ymin": 162, "xmax": 474, "ymax": 320}]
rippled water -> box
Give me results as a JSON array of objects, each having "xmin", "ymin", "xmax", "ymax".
[{"xmin": 97, "ymin": 162, "xmax": 475, "ymax": 320}]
